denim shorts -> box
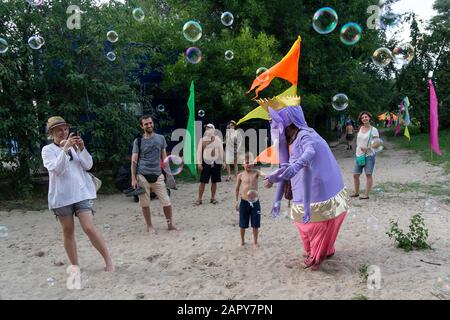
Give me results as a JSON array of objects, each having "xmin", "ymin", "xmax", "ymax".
[
  {"xmin": 52, "ymin": 199, "xmax": 95, "ymax": 218},
  {"xmin": 353, "ymin": 155, "xmax": 376, "ymax": 175}
]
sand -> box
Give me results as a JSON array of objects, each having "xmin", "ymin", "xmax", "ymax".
[{"xmin": 0, "ymin": 134, "xmax": 449, "ymax": 300}]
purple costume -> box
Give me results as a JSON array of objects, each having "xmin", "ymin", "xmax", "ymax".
[{"xmin": 266, "ymin": 106, "xmax": 349, "ymax": 269}]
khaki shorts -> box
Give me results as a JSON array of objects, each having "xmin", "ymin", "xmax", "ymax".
[{"xmin": 137, "ymin": 174, "xmax": 171, "ymax": 208}]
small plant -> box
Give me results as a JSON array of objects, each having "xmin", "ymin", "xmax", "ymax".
[
  {"xmin": 386, "ymin": 213, "xmax": 432, "ymax": 252},
  {"xmin": 352, "ymin": 294, "xmax": 368, "ymax": 300},
  {"xmin": 358, "ymin": 264, "xmax": 369, "ymax": 282}
]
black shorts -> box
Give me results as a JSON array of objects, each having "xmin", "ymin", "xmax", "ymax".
[
  {"xmin": 346, "ymin": 134, "xmax": 354, "ymax": 141},
  {"xmin": 200, "ymin": 162, "xmax": 221, "ymax": 184},
  {"xmin": 239, "ymin": 199, "xmax": 261, "ymax": 228}
]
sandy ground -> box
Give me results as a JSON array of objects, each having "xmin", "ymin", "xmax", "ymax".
[{"xmin": 1, "ymin": 133, "xmax": 449, "ymax": 300}]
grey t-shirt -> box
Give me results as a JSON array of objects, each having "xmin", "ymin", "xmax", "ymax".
[{"xmin": 132, "ymin": 134, "xmax": 167, "ymax": 175}]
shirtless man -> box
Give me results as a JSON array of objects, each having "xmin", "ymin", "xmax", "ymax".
[
  {"xmin": 235, "ymin": 152, "xmax": 264, "ymax": 247},
  {"xmin": 345, "ymin": 121, "xmax": 354, "ymax": 150}
]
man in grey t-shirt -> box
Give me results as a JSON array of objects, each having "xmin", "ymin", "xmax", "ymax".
[{"xmin": 131, "ymin": 115, "xmax": 177, "ymax": 233}]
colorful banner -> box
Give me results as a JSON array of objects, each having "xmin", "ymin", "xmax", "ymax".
[
  {"xmin": 184, "ymin": 81, "xmax": 199, "ymax": 178},
  {"xmin": 247, "ymin": 36, "xmax": 301, "ymax": 98},
  {"xmin": 429, "ymin": 80, "xmax": 442, "ymax": 155}
]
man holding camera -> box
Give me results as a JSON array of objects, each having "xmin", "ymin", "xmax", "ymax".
[{"xmin": 131, "ymin": 115, "xmax": 177, "ymax": 233}]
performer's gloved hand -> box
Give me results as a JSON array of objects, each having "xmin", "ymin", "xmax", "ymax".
[
  {"xmin": 280, "ymin": 161, "xmax": 304, "ymax": 180},
  {"xmin": 271, "ymin": 201, "xmax": 281, "ymax": 218},
  {"xmin": 266, "ymin": 166, "xmax": 287, "ymax": 184},
  {"xmin": 303, "ymin": 206, "xmax": 311, "ymax": 224}
]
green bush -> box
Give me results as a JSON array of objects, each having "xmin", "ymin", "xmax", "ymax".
[{"xmin": 386, "ymin": 213, "xmax": 432, "ymax": 252}]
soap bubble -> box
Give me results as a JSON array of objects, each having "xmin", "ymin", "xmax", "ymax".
[
  {"xmin": 198, "ymin": 109, "xmax": 205, "ymax": 117},
  {"xmin": 347, "ymin": 209, "xmax": 357, "ymax": 220},
  {"xmin": 183, "ymin": 21, "xmax": 202, "ymax": 42},
  {"xmin": 367, "ymin": 216, "xmax": 379, "ymax": 231},
  {"xmin": 185, "ymin": 47, "xmax": 202, "ymax": 64},
  {"xmin": 106, "ymin": 51, "xmax": 116, "ymax": 61},
  {"xmin": 225, "ymin": 50, "xmax": 234, "ymax": 60},
  {"xmin": 434, "ymin": 276, "xmax": 450, "ymax": 293},
  {"xmin": 157, "ymin": 104, "xmax": 165, "ymax": 112},
  {"xmin": 28, "ymin": 35, "xmax": 44, "ymax": 50},
  {"xmin": 256, "ymin": 67, "xmax": 269, "ymax": 82},
  {"xmin": 107, "ymin": 30, "xmax": 119, "ymax": 43},
  {"xmin": 163, "ymin": 155, "xmax": 184, "ymax": 175},
  {"xmin": 424, "ymin": 199, "xmax": 439, "ymax": 214},
  {"xmin": 36, "ymin": 35, "xmax": 45, "ymax": 47},
  {"xmin": 371, "ymin": 138, "xmax": 384, "ymax": 153},
  {"xmin": 0, "ymin": 38, "xmax": 8, "ymax": 54},
  {"xmin": 0, "ymin": 225, "xmax": 8, "ymax": 238},
  {"xmin": 373, "ymin": 186, "xmax": 385, "ymax": 194},
  {"xmin": 379, "ymin": 8, "xmax": 401, "ymax": 29},
  {"xmin": 332, "ymin": 93, "xmax": 349, "ymax": 111},
  {"xmin": 27, "ymin": 0, "xmax": 43, "ymax": 6},
  {"xmin": 221, "ymin": 11, "xmax": 234, "ymax": 27},
  {"xmin": 247, "ymin": 189, "xmax": 259, "ymax": 204},
  {"xmin": 132, "ymin": 8, "xmax": 145, "ymax": 22},
  {"xmin": 47, "ymin": 277, "xmax": 56, "ymax": 286},
  {"xmin": 312, "ymin": 7, "xmax": 338, "ymax": 34},
  {"xmin": 393, "ymin": 43, "xmax": 414, "ymax": 65},
  {"xmin": 340, "ymin": 22, "xmax": 362, "ymax": 46},
  {"xmin": 372, "ymin": 48, "xmax": 393, "ymax": 67}
]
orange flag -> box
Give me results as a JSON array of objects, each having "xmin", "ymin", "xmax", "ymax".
[
  {"xmin": 248, "ymin": 36, "xmax": 301, "ymax": 98},
  {"xmin": 254, "ymin": 145, "xmax": 279, "ymax": 164}
]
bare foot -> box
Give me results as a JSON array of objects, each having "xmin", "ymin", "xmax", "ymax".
[
  {"xmin": 239, "ymin": 242, "xmax": 245, "ymax": 247},
  {"xmin": 168, "ymin": 224, "xmax": 178, "ymax": 231},
  {"xmin": 252, "ymin": 243, "xmax": 259, "ymax": 249},
  {"xmin": 146, "ymin": 225, "xmax": 157, "ymax": 234},
  {"xmin": 105, "ymin": 264, "xmax": 116, "ymax": 272},
  {"xmin": 302, "ymin": 252, "xmax": 310, "ymax": 258}
]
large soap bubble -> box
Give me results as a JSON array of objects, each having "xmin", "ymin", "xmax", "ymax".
[{"xmin": 312, "ymin": 7, "xmax": 338, "ymax": 34}]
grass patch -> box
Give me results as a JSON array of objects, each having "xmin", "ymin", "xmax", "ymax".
[
  {"xmin": 384, "ymin": 127, "xmax": 450, "ymax": 174},
  {"xmin": 376, "ymin": 182, "xmax": 450, "ymax": 197},
  {"xmin": 0, "ymin": 198, "xmax": 48, "ymax": 211},
  {"xmin": 358, "ymin": 264, "xmax": 369, "ymax": 283}
]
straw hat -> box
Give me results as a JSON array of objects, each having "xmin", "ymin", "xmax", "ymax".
[{"xmin": 47, "ymin": 116, "xmax": 69, "ymax": 133}]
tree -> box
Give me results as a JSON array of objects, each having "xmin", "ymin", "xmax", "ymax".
[{"xmin": 0, "ymin": 0, "xmax": 144, "ymax": 194}]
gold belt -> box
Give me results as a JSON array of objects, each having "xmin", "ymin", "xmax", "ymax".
[{"xmin": 290, "ymin": 188, "xmax": 350, "ymax": 223}]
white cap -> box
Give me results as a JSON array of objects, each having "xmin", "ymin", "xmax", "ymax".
[{"xmin": 204, "ymin": 123, "xmax": 215, "ymax": 130}]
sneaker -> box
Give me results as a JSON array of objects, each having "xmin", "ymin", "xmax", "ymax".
[
  {"xmin": 125, "ymin": 187, "xmax": 146, "ymax": 197},
  {"xmin": 123, "ymin": 187, "xmax": 134, "ymax": 194}
]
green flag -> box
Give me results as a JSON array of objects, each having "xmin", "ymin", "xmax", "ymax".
[{"xmin": 184, "ymin": 81, "xmax": 198, "ymax": 179}]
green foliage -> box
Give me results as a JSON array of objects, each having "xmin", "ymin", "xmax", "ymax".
[
  {"xmin": 0, "ymin": 0, "xmax": 449, "ymax": 198},
  {"xmin": 0, "ymin": 0, "xmax": 145, "ymax": 185},
  {"xmin": 386, "ymin": 213, "xmax": 432, "ymax": 252},
  {"xmin": 358, "ymin": 264, "xmax": 369, "ymax": 282},
  {"xmin": 385, "ymin": 128, "xmax": 450, "ymax": 173}
]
